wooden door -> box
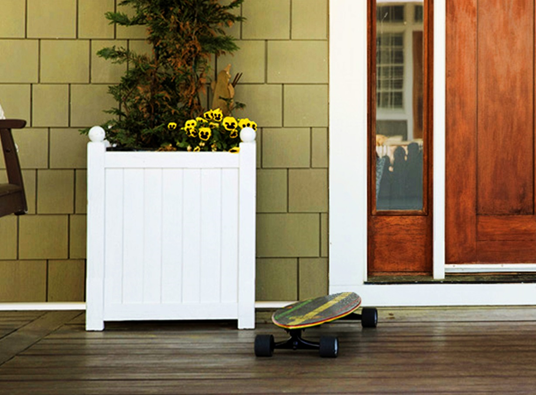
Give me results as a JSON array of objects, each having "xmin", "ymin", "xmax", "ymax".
[
  {"xmin": 446, "ymin": 0, "xmax": 536, "ymax": 264},
  {"xmin": 368, "ymin": 0, "xmax": 433, "ymax": 276}
]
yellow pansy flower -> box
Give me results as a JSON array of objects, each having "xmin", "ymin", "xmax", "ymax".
[
  {"xmin": 168, "ymin": 122, "xmax": 178, "ymax": 130},
  {"xmin": 229, "ymin": 147, "xmax": 240, "ymax": 153},
  {"xmin": 238, "ymin": 119, "xmax": 251, "ymax": 128},
  {"xmin": 203, "ymin": 110, "xmax": 214, "ymax": 120},
  {"xmin": 186, "ymin": 127, "xmax": 198, "ymax": 138},
  {"xmin": 199, "ymin": 127, "xmax": 212, "ymax": 141},
  {"xmin": 193, "ymin": 146, "xmax": 201, "ymax": 152},
  {"xmin": 238, "ymin": 118, "xmax": 257, "ymax": 131},
  {"xmin": 223, "ymin": 116, "xmax": 238, "ymax": 131},
  {"xmin": 230, "ymin": 130, "xmax": 238, "ymax": 139},
  {"xmin": 212, "ymin": 108, "xmax": 223, "ymax": 122},
  {"xmin": 184, "ymin": 119, "xmax": 197, "ymax": 128}
]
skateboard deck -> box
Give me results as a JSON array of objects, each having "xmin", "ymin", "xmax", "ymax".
[{"xmin": 272, "ymin": 292, "xmax": 362, "ymax": 330}]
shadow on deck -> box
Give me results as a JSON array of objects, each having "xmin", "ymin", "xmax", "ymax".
[{"xmin": 1, "ymin": 307, "xmax": 536, "ymax": 394}]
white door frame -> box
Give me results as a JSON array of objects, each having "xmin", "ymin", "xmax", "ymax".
[{"xmin": 328, "ymin": 0, "xmax": 536, "ymax": 306}]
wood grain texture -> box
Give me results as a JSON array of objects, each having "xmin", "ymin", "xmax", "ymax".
[
  {"xmin": 370, "ymin": 216, "xmax": 430, "ymax": 275},
  {"xmin": 0, "ymin": 311, "xmax": 81, "ymax": 365},
  {"xmin": 446, "ymin": 0, "xmax": 536, "ymax": 264},
  {"xmin": 477, "ymin": 0, "xmax": 534, "ymax": 215},
  {"xmin": 3, "ymin": 310, "xmax": 536, "ymax": 393},
  {"xmin": 477, "ymin": 241, "xmax": 536, "ymax": 263},
  {"xmin": 445, "ymin": 0, "xmax": 477, "ymax": 263},
  {"xmin": 478, "ymin": 216, "xmax": 536, "ymax": 241}
]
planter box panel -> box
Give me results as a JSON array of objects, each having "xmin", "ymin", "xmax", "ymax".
[
  {"xmin": 104, "ymin": 167, "xmax": 240, "ymax": 307},
  {"xmin": 105, "ymin": 151, "xmax": 240, "ymax": 169},
  {"xmin": 182, "ymin": 169, "xmax": 203, "ymax": 303},
  {"xmin": 161, "ymin": 169, "xmax": 184, "ymax": 304},
  {"xmin": 104, "ymin": 302, "xmax": 238, "ymax": 321},
  {"xmin": 104, "ymin": 168, "xmax": 124, "ymax": 307},
  {"xmin": 122, "ymin": 168, "xmax": 146, "ymax": 304},
  {"xmin": 143, "ymin": 168, "xmax": 164, "ymax": 304},
  {"xmin": 87, "ymin": 140, "xmax": 256, "ymax": 330},
  {"xmin": 200, "ymin": 169, "xmax": 224, "ymax": 303},
  {"xmin": 221, "ymin": 169, "xmax": 239, "ymax": 303}
]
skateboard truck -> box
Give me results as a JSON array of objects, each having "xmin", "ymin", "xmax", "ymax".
[{"xmin": 255, "ymin": 329, "xmax": 339, "ymax": 358}]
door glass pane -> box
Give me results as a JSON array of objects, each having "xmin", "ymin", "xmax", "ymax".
[{"xmin": 375, "ymin": 1, "xmax": 424, "ymax": 211}]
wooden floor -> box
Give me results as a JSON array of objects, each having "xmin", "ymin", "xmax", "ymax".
[{"xmin": 1, "ymin": 307, "xmax": 536, "ymax": 394}]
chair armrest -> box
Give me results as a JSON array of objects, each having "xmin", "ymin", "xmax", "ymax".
[{"xmin": 0, "ymin": 119, "xmax": 26, "ymax": 129}]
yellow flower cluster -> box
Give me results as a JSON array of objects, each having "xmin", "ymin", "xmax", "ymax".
[{"xmin": 170, "ymin": 108, "xmax": 257, "ymax": 152}]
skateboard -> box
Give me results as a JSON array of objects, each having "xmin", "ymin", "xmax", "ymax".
[{"xmin": 254, "ymin": 292, "xmax": 378, "ymax": 358}]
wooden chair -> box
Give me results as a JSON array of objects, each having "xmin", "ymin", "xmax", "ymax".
[{"xmin": 0, "ymin": 119, "xmax": 27, "ymax": 217}]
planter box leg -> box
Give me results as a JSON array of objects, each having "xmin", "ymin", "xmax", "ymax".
[
  {"xmin": 85, "ymin": 315, "xmax": 104, "ymax": 331},
  {"xmin": 238, "ymin": 311, "xmax": 255, "ymax": 329}
]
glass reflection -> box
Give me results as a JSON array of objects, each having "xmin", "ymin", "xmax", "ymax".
[{"xmin": 375, "ymin": 1, "xmax": 424, "ymax": 211}]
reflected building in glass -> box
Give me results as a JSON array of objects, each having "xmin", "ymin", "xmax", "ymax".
[{"xmin": 375, "ymin": 1, "xmax": 424, "ymax": 211}]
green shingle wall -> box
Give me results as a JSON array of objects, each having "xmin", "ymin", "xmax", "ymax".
[{"xmin": 0, "ymin": 0, "xmax": 329, "ymax": 302}]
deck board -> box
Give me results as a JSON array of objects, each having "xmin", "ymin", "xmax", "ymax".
[{"xmin": 1, "ymin": 308, "xmax": 536, "ymax": 394}]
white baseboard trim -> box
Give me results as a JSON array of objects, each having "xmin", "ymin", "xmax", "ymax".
[
  {"xmin": 0, "ymin": 302, "xmax": 293, "ymax": 312},
  {"xmin": 0, "ymin": 303, "xmax": 86, "ymax": 311},
  {"xmin": 353, "ymin": 283, "xmax": 536, "ymax": 307},
  {"xmin": 255, "ymin": 301, "xmax": 294, "ymax": 309},
  {"xmin": 445, "ymin": 264, "xmax": 536, "ymax": 273},
  {"xmin": 4, "ymin": 284, "xmax": 535, "ymax": 313}
]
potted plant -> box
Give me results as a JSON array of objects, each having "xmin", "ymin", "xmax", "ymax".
[{"xmin": 85, "ymin": 0, "xmax": 257, "ymax": 331}]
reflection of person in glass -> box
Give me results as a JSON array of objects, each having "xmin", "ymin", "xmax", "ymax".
[
  {"xmin": 406, "ymin": 142, "xmax": 423, "ymax": 209},
  {"xmin": 376, "ymin": 142, "xmax": 423, "ymax": 210}
]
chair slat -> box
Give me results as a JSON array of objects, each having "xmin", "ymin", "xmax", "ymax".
[{"xmin": 0, "ymin": 119, "xmax": 28, "ymax": 217}]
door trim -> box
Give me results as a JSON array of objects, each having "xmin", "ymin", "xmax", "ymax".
[
  {"xmin": 329, "ymin": 0, "xmax": 446, "ymax": 289},
  {"xmin": 329, "ymin": 0, "xmax": 369, "ymax": 289},
  {"xmin": 446, "ymin": 264, "xmax": 536, "ymax": 274},
  {"xmin": 431, "ymin": 0, "xmax": 446, "ymax": 280},
  {"xmin": 329, "ymin": 0, "xmax": 536, "ymax": 306}
]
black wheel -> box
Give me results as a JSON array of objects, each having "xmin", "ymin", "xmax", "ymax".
[
  {"xmin": 319, "ymin": 336, "xmax": 339, "ymax": 358},
  {"xmin": 254, "ymin": 334, "xmax": 275, "ymax": 357},
  {"xmin": 361, "ymin": 307, "xmax": 378, "ymax": 328}
]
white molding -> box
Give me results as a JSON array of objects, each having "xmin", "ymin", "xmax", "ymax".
[
  {"xmin": 0, "ymin": 303, "xmax": 85, "ymax": 311},
  {"xmin": 328, "ymin": 0, "xmax": 368, "ymax": 292},
  {"xmin": 446, "ymin": 264, "xmax": 536, "ymax": 274},
  {"xmin": 328, "ymin": 0, "xmax": 448, "ymax": 291},
  {"xmin": 350, "ymin": 283, "xmax": 536, "ymax": 306},
  {"xmin": 433, "ymin": 0, "xmax": 446, "ymax": 279},
  {"xmin": 255, "ymin": 301, "xmax": 294, "ymax": 309}
]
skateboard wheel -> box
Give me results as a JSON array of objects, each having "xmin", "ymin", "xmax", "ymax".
[
  {"xmin": 361, "ymin": 307, "xmax": 378, "ymax": 328},
  {"xmin": 254, "ymin": 334, "xmax": 275, "ymax": 357},
  {"xmin": 319, "ymin": 336, "xmax": 338, "ymax": 358}
]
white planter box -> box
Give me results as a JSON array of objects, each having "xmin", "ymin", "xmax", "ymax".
[{"xmin": 85, "ymin": 128, "xmax": 256, "ymax": 330}]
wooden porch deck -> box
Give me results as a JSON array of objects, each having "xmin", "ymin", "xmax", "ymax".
[{"xmin": 1, "ymin": 307, "xmax": 536, "ymax": 394}]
